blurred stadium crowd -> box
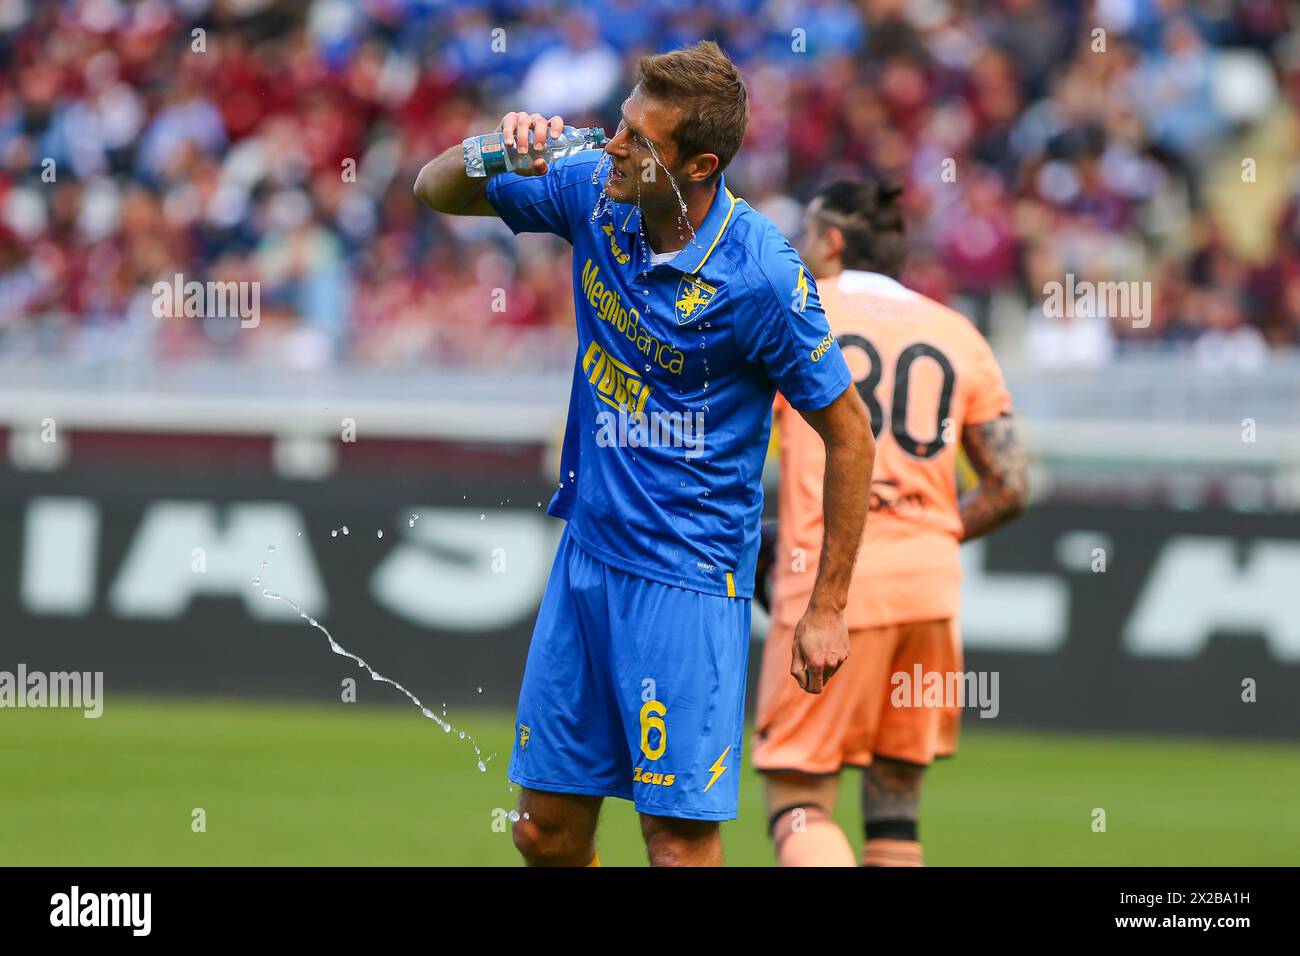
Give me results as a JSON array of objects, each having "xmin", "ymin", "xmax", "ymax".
[{"xmin": 1, "ymin": 0, "xmax": 1298, "ymax": 370}]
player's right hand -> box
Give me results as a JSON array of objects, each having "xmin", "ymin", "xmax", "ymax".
[{"xmin": 499, "ymin": 112, "xmax": 565, "ymax": 176}]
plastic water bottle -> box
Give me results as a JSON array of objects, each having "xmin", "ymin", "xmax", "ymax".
[{"xmin": 462, "ymin": 126, "xmax": 607, "ymax": 178}]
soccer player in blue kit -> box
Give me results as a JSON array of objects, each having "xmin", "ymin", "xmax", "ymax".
[{"xmin": 415, "ymin": 41, "xmax": 874, "ymax": 866}]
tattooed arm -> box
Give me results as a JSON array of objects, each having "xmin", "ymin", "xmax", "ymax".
[{"xmin": 959, "ymin": 412, "xmax": 1029, "ymax": 541}]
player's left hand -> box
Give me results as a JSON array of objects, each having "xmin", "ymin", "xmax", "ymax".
[{"xmin": 791, "ymin": 602, "xmax": 849, "ymax": 694}]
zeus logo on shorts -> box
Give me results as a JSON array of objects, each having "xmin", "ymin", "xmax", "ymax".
[{"xmin": 632, "ymin": 767, "xmax": 676, "ymax": 787}]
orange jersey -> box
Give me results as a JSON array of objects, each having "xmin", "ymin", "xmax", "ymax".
[{"xmin": 771, "ymin": 270, "xmax": 1012, "ymax": 630}]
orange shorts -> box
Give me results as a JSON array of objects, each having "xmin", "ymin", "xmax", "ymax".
[{"xmin": 751, "ymin": 618, "xmax": 963, "ymax": 773}]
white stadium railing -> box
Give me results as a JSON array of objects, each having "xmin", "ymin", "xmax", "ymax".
[{"xmin": 2, "ymin": 354, "xmax": 1298, "ymax": 469}]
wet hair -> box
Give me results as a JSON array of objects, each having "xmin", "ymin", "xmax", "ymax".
[
  {"xmin": 810, "ymin": 179, "xmax": 906, "ymax": 277},
  {"xmin": 633, "ymin": 40, "xmax": 749, "ymax": 183}
]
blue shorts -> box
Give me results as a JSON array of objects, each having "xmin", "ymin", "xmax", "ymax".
[{"xmin": 509, "ymin": 526, "xmax": 751, "ymax": 820}]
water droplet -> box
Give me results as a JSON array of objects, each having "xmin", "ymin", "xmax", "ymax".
[
  {"xmin": 443, "ymin": 724, "xmax": 451, "ymax": 733},
  {"xmin": 266, "ymin": 545, "xmax": 276, "ymax": 553},
  {"xmin": 376, "ymin": 530, "xmax": 383, "ymax": 538},
  {"xmin": 342, "ymin": 526, "xmax": 349, "ymax": 535},
  {"xmin": 331, "ymin": 530, "xmax": 338, "ymax": 538},
  {"xmin": 458, "ymin": 731, "xmax": 466, "ymax": 740},
  {"xmin": 251, "ymin": 577, "xmax": 261, "ymax": 586},
  {"xmin": 479, "ymin": 514, "xmax": 485, "ymax": 520},
  {"xmin": 476, "ymin": 686, "xmax": 483, "ymax": 694}
]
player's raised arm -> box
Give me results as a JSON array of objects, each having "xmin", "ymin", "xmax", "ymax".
[
  {"xmin": 791, "ymin": 385, "xmax": 875, "ymax": 694},
  {"xmin": 413, "ymin": 111, "xmax": 565, "ymax": 216},
  {"xmin": 959, "ymin": 412, "xmax": 1029, "ymax": 540}
]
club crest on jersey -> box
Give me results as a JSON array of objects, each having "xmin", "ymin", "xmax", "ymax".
[
  {"xmin": 675, "ymin": 273, "xmax": 718, "ymax": 326},
  {"xmin": 518, "ymin": 724, "xmax": 531, "ymax": 749}
]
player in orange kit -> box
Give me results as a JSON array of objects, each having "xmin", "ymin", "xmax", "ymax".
[{"xmin": 752, "ymin": 179, "xmax": 1030, "ymax": 866}]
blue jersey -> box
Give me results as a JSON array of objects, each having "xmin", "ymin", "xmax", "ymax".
[{"xmin": 487, "ymin": 152, "xmax": 851, "ymax": 598}]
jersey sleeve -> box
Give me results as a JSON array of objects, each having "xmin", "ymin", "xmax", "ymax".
[
  {"xmin": 964, "ymin": 329, "xmax": 1014, "ymax": 425},
  {"xmin": 484, "ymin": 151, "xmax": 597, "ymax": 243},
  {"xmin": 733, "ymin": 242, "xmax": 852, "ymax": 411}
]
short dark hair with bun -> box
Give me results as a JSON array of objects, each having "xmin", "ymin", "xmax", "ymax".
[{"xmin": 810, "ymin": 179, "xmax": 906, "ymax": 277}]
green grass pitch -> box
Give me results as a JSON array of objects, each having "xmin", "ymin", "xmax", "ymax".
[{"xmin": 3, "ymin": 698, "xmax": 1297, "ymax": 866}]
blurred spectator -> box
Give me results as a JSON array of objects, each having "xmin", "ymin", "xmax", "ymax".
[
  {"xmin": 1192, "ymin": 288, "xmax": 1268, "ymax": 374},
  {"xmin": 0, "ymin": 0, "xmax": 1296, "ymax": 370},
  {"xmin": 1022, "ymin": 245, "xmax": 1116, "ymax": 370},
  {"xmin": 518, "ymin": 11, "xmax": 622, "ymax": 118}
]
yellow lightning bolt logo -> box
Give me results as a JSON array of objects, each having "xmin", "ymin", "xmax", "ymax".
[
  {"xmin": 794, "ymin": 266, "xmax": 808, "ymax": 313},
  {"xmin": 704, "ymin": 745, "xmax": 732, "ymax": 793}
]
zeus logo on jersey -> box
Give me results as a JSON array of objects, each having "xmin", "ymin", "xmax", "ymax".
[
  {"xmin": 583, "ymin": 341, "xmax": 652, "ymax": 416},
  {"xmin": 581, "ymin": 258, "xmax": 685, "ymax": 373},
  {"xmin": 601, "ymin": 223, "xmax": 630, "ymax": 264},
  {"xmin": 675, "ymin": 273, "xmax": 718, "ymax": 325}
]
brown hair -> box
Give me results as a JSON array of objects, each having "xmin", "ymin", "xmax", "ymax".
[{"xmin": 633, "ymin": 40, "xmax": 749, "ymax": 182}]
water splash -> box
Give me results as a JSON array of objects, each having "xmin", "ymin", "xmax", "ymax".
[
  {"xmin": 590, "ymin": 109, "xmax": 703, "ymax": 278},
  {"xmin": 255, "ymin": 547, "xmax": 497, "ymax": 774},
  {"xmin": 636, "ymin": 122, "xmax": 700, "ymax": 262},
  {"xmin": 588, "ymin": 150, "xmax": 619, "ymax": 224}
]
